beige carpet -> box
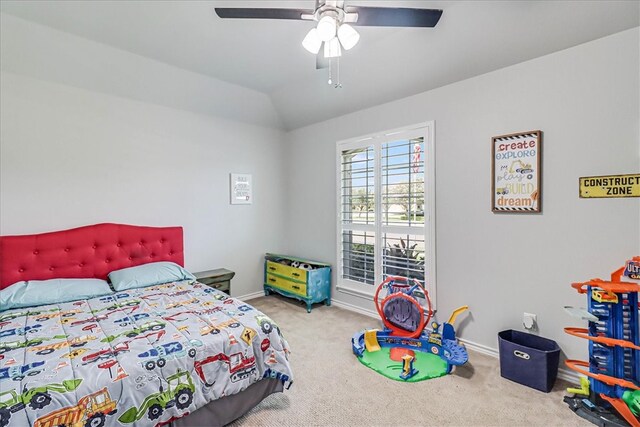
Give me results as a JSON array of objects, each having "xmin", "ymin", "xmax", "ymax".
[{"xmin": 230, "ymin": 295, "xmax": 590, "ymax": 427}]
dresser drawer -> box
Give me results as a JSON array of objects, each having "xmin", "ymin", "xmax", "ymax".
[
  {"xmin": 265, "ymin": 273, "xmax": 307, "ymax": 297},
  {"xmin": 194, "ymin": 268, "xmax": 234, "ymax": 295},
  {"xmin": 265, "ymin": 261, "xmax": 307, "ymax": 283}
]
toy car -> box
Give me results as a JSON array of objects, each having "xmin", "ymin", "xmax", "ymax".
[
  {"xmin": 125, "ymin": 321, "xmax": 165, "ymax": 338},
  {"xmin": 0, "ymin": 310, "xmax": 43, "ymax": 322},
  {"xmin": 99, "ymin": 293, "xmax": 131, "ymax": 302},
  {"xmin": 0, "ymin": 336, "xmax": 66, "ymax": 354},
  {"xmin": 0, "ymin": 361, "xmax": 45, "ymax": 381},
  {"xmin": 138, "ymin": 341, "xmax": 199, "ymax": 370},
  {"xmin": 113, "ymin": 313, "xmax": 150, "ymax": 326},
  {"xmin": 0, "ymin": 325, "xmax": 42, "ymax": 338},
  {"xmin": 102, "ymin": 300, "xmax": 142, "ymax": 312}
]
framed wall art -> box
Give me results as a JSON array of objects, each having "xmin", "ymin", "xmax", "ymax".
[
  {"xmin": 492, "ymin": 130, "xmax": 542, "ymax": 213},
  {"xmin": 230, "ymin": 173, "xmax": 253, "ymax": 205}
]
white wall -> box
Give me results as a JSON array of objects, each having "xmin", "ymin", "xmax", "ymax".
[
  {"xmin": 284, "ymin": 28, "xmax": 640, "ymax": 361},
  {"xmin": 0, "ymin": 15, "xmax": 288, "ymax": 297}
]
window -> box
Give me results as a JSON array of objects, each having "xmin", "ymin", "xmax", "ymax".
[{"xmin": 337, "ymin": 123, "xmax": 436, "ymax": 303}]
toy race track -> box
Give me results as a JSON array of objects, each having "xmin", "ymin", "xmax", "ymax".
[
  {"xmin": 564, "ymin": 257, "xmax": 640, "ymax": 427},
  {"xmin": 351, "ymin": 276, "xmax": 469, "ymax": 382}
]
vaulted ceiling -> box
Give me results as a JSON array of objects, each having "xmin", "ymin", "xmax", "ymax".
[{"xmin": 1, "ymin": 1, "xmax": 638, "ymax": 130}]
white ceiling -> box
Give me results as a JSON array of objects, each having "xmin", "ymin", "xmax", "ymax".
[{"xmin": 1, "ymin": 1, "xmax": 638, "ymax": 130}]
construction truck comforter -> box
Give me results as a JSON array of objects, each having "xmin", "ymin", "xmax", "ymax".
[{"xmin": 0, "ymin": 280, "xmax": 293, "ymax": 427}]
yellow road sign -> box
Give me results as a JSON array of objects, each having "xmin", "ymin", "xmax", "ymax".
[
  {"xmin": 579, "ymin": 174, "xmax": 640, "ymax": 198},
  {"xmin": 241, "ymin": 326, "xmax": 257, "ymax": 345}
]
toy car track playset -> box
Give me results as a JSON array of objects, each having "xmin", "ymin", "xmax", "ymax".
[
  {"xmin": 564, "ymin": 257, "xmax": 640, "ymax": 427},
  {"xmin": 351, "ymin": 276, "xmax": 469, "ymax": 381}
]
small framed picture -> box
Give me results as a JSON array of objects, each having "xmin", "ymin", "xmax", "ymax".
[
  {"xmin": 492, "ymin": 130, "xmax": 542, "ymax": 213},
  {"xmin": 230, "ymin": 173, "xmax": 252, "ymax": 205}
]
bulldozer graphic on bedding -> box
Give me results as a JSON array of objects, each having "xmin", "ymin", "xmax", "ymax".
[
  {"xmin": 0, "ymin": 379, "xmax": 82, "ymax": 427},
  {"xmin": 118, "ymin": 370, "xmax": 195, "ymax": 423}
]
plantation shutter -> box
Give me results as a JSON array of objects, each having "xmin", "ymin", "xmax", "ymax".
[
  {"xmin": 381, "ymin": 137, "xmax": 426, "ymax": 282},
  {"xmin": 337, "ymin": 124, "xmax": 434, "ymax": 302},
  {"xmin": 340, "ymin": 146, "xmax": 376, "ymax": 285}
]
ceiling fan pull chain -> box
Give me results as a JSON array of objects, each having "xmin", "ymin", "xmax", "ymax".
[{"xmin": 327, "ymin": 58, "xmax": 342, "ymax": 88}]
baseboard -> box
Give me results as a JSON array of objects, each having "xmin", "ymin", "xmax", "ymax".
[
  {"xmin": 235, "ymin": 291, "xmax": 265, "ymax": 301},
  {"xmin": 458, "ymin": 338, "xmax": 499, "ymax": 358},
  {"xmin": 557, "ymin": 367, "xmax": 581, "ymax": 384},
  {"xmin": 331, "ymin": 299, "xmax": 379, "ymax": 319},
  {"xmin": 332, "ymin": 298, "xmax": 581, "ymax": 385}
]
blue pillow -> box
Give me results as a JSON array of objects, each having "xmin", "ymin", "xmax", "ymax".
[
  {"xmin": 108, "ymin": 261, "xmax": 195, "ymax": 291},
  {"xmin": 0, "ymin": 278, "xmax": 113, "ymax": 311}
]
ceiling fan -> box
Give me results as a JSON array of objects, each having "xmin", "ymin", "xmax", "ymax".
[{"xmin": 215, "ymin": 1, "xmax": 442, "ymax": 86}]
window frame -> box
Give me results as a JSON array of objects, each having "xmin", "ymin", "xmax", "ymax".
[{"xmin": 335, "ymin": 122, "xmax": 437, "ymax": 307}]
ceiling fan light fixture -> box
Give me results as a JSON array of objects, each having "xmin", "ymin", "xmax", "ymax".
[
  {"xmin": 324, "ymin": 36, "xmax": 342, "ymax": 58},
  {"xmin": 302, "ymin": 28, "xmax": 322, "ymax": 54},
  {"xmin": 337, "ymin": 24, "xmax": 359, "ymax": 50},
  {"xmin": 317, "ymin": 15, "xmax": 337, "ymax": 42}
]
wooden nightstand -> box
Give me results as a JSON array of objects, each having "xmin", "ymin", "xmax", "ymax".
[{"xmin": 194, "ymin": 268, "xmax": 235, "ymax": 295}]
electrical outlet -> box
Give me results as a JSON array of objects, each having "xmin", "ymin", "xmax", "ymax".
[{"xmin": 523, "ymin": 312, "xmax": 537, "ymax": 330}]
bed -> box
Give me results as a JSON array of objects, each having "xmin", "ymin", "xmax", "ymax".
[{"xmin": 0, "ymin": 223, "xmax": 293, "ymax": 427}]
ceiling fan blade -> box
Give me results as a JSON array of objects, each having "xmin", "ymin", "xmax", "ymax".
[
  {"xmin": 316, "ymin": 53, "xmax": 329, "ymax": 70},
  {"xmin": 214, "ymin": 8, "xmax": 314, "ymax": 20},
  {"xmin": 346, "ymin": 7, "xmax": 442, "ymax": 27}
]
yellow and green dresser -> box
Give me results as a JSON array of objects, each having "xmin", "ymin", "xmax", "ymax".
[{"xmin": 264, "ymin": 253, "xmax": 331, "ymax": 313}]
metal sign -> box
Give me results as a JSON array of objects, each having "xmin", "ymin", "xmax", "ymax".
[
  {"xmin": 625, "ymin": 259, "xmax": 640, "ymax": 280},
  {"xmin": 579, "ymin": 174, "xmax": 640, "ymax": 198}
]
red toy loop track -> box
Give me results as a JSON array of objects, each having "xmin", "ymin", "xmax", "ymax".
[{"xmin": 374, "ymin": 276, "xmax": 432, "ymax": 339}]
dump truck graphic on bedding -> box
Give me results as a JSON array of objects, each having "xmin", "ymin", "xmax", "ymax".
[
  {"xmin": 118, "ymin": 370, "xmax": 195, "ymax": 423},
  {"xmin": 0, "ymin": 379, "xmax": 82, "ymax": 427},
  {"xmin": 193, "ymin": 352, "xmax": 257, "ymax": 386},
  {"xmin": 33, "ymin": 387, "xmax": 117, "ymax": 427}
]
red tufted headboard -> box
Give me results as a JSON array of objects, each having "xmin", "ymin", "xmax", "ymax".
[{"xmin": 0, "ymin": 223, "xmax": 184, "ymax": 289}]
